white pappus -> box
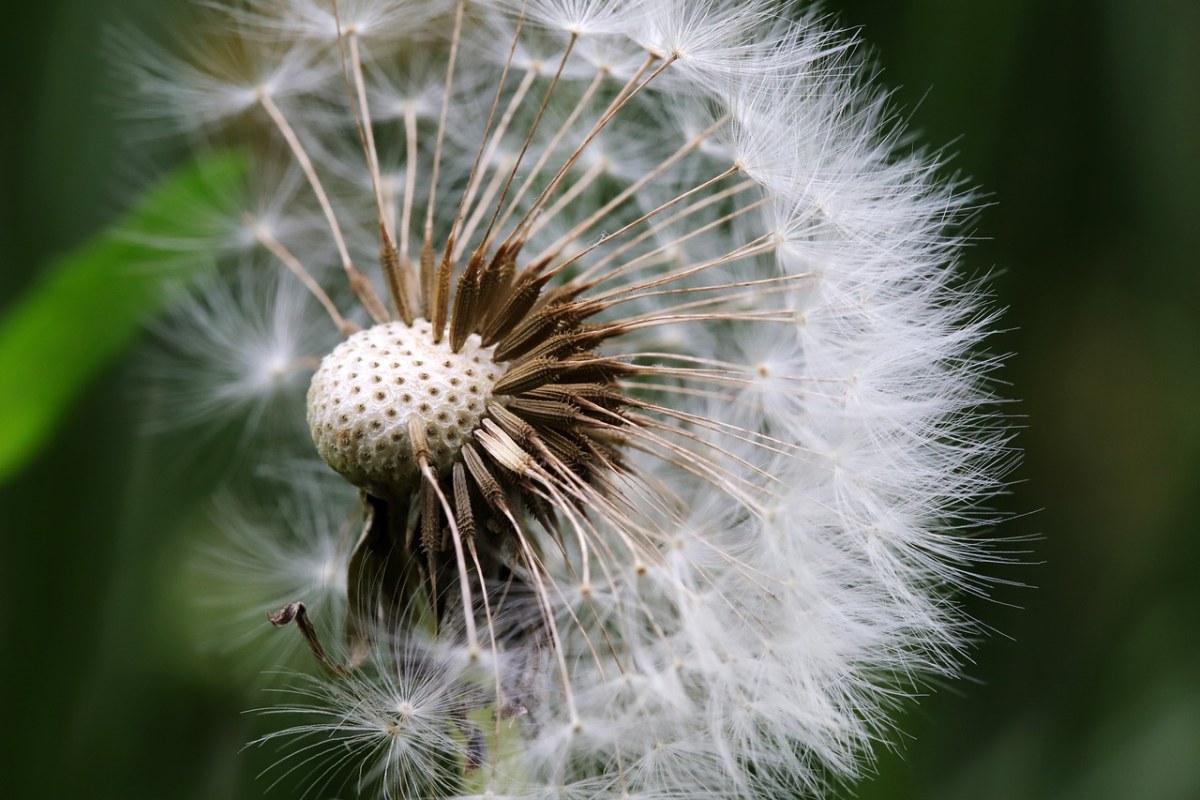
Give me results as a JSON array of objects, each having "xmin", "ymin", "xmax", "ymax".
[{"xmin": 134, "ymin": 0, "xmax": 1014, "ymax": 798}]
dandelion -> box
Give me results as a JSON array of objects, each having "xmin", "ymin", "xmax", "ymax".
[{"xmin": 136, "ymin": 0, "xmax": 1012, "ymax": 797}]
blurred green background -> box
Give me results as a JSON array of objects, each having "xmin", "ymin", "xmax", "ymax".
[{"xmin": 2, "ymin": 1, "xmax": 1197, "ymax": 798}]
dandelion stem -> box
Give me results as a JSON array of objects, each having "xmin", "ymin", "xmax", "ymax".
[
  {"xmin": 257, "ymin": 91, "xmax": 389, "ymax": 323},
  {"xmin": 457, "ymin": 155, "xmax": 515, "ymax": 261},
  {"xmin": 478, "ymin": 33, "xmax": 579, "ymax": 255},
  {"xmin": 339, "ymin": 27, "xmax": 416, "ymax": 324},
  {"xmin": 343, "ymin": 31, "xmax": 388, "ymax": 240},
  {"xmin": 547, "ymin": 164, "xmax": 743, "ymax": 279},
  {"xmin": 571, "ymin": 184, "xmax": 764, "ymax": 286},
  {"xmin": 491, "ymin": 59, "xmax": 596, "ymax": 240},
  {"xmin": 503, "ymin": 53, "xmax": 667, "ymax": 250},
  {"xmin": 422, "ymin": 0, "xmax": 467, "ymax": 322},
  {"xmin": 451, "ymin": 69, "xmax": 538, "ymax": 263},
  {"xmin": 531, "ymin": 110, "xmax": 728, "ymax": 269},
  {"xmin": 401, "ymin": 103, "xmax": 419, "ymax": 269},
  {"xmin": 410, "ymin": 418, "xmax": 480, "ymax": 656},
  {"xmin": 249, "ymin": 217, "xmax": 357, "ymax": 336},
  {"xmin": 525, "ymin": 157, "xmax": 609, "ymax": 240}
]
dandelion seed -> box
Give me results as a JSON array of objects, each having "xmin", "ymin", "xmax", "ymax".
[{"xmin": 139, "ymin": 0, "xmax": 1013, "ymax": 797}]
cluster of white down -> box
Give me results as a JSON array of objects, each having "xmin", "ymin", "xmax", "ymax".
[{"xmin": 140, "ymin": 0, "xmax": 1009, "ymax": 797}]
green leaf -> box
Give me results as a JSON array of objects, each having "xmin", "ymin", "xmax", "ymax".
[{"xmin": 0, "ymin": 153, "xmax": 245, "ymax": 483}]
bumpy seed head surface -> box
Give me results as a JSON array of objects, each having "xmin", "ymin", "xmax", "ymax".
[{"xmin": 307, "ymin": 319, "xmax": 503, "ymax": 493}]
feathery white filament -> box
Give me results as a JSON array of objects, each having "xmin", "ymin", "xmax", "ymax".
[{"xmin": 137, "ymin": 1, "xmax": 1012, "ymax": 797}]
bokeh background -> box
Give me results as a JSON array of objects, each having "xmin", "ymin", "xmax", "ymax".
[{"xmin": 2, "ymin": 1, "xmax": 1197, "ymax": 798}]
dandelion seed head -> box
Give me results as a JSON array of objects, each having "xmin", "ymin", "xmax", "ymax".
[
  {"xmin": 307, "ymin": 319, "xmax": 503, "ymax": 488},
  {"xmin": 139, "ymin": 0, "xmax": 1016, "ymax": 796}
]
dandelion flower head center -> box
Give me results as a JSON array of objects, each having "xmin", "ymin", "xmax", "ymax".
[{"xmin": 307, "ymin": 318, "xmax": 504, "ymax": 490}]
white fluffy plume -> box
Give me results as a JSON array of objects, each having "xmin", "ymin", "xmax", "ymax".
[{"xmin": 137, "ymin": 1, "xmax": 1013, "ymax": 797}]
